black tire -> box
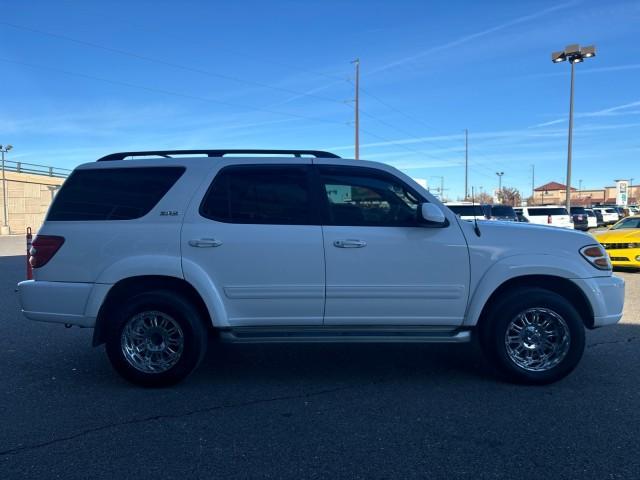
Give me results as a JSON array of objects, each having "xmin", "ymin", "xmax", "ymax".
[
  {"xmin": 478, "ymin": 287, "xmax": 585, "ymax": 385},
  {"xmin": 105, "ymin": 290, "xmax": 208, "ymax": 387}
]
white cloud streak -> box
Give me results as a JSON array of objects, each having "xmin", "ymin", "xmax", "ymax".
[{"xmin": 368, "ymin": 0, "xmax": 580, "ymax": 75}]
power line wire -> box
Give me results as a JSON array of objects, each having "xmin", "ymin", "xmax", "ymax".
[
  {"xmin": 0, "ymin": 21, "xmax": 351, "ymax": 107},
  {"xmin": 0, "ymin": 57, "xmax": 352, "ymax": 129}
]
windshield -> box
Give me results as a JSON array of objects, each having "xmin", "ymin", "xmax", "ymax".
[
  {"xmin": 611, "ymin": 217, "xmax": 640, "ymax": 230},
  {"xmin": 527, "ymin": 207, "xmax": 569, "ymax": 216},
  {"xmin": 570, "ymin": 207, "xmax": 586, "ymax": 214},
  {"xmin": 447, "ymin": 205, "xmax": 485, "ymax": 217}
]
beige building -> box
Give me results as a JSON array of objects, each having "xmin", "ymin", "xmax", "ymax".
[
  {"xmin": 1, "ymin": 166, "xmax": 67, "ymax": 235},
  {"xmin": 532, "ymin": 181, "xmax": 639, "ymax": 206}
]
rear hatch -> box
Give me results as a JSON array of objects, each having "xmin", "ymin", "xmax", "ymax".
[{"xmin": 526, "ymin": 207, "xmax": 573, "ymax": 228}]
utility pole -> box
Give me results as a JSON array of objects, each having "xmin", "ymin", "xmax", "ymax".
[
  {"xmin": 464, "ymin": 129, "xmax": 468, "ymax": 200},
  {"xmin": 579, "ymin": 179, "xmax": 583, "ymax": 198},
  {"xmin": 631, "ymin": 178, "xmax": 635, "ymax": 204},
  {"xmin": 531, "ymin": 164, "xmax": 535, "ymax": 204},
  {"xmin": 429, "ymin": 176, "xmax": 444, "ymax": 201},
  {"xmin": 352, "ymin": 58, "xmax": 360, "ymax": 160}
]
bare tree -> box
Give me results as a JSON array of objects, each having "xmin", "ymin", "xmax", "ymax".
[
  {"xmin": 497, "ymin": 187, "xmax": 522, "ymax": 206},
  {"xmin": 470, "ymin": 191, "xmax": 494, "ymax": 204}
]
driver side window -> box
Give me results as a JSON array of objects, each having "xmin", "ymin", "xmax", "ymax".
[{"xmin": 318, "ymin": 166, "xmax": 422, "ymax": 227}]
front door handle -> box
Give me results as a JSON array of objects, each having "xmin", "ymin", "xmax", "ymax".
[
  {"xmin": 188, "ymin": 238, "xmax": 223, "ymax": 248},
  {"xmin": 333, "ymin": 239, "xmax": 367, "ymax": 248}
]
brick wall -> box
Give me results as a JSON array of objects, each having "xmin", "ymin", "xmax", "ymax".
[{"xmin": 0, "ymin": 171, "xmax": 65, "ymax": 234}]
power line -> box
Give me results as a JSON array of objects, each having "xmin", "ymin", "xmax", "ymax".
[
  {"xmin": 355, "ymin": 83, "xmax": 532, "ymax": 181},
  {"xmin": 0, "ymin": 57, "xmax": 352, "ymax": 129},
  {"xmin": 0, "ymin": 21, "xmax": 351, "ymax": 107}
]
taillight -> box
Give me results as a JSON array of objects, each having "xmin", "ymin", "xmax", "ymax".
[
  {"xmin": 580, "ymin": 244, "xmax": 612, "ymax": 271},
  {"xmin": 29, "ymin": 235, "xmax": 65, "ymax": 268},
  {"xmin": 547, "ymin": 215, "xmax": 552, "ymax": 224}
]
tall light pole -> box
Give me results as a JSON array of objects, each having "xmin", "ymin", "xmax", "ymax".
[
  {"xmin": 496, "ymin": 171, "xmax": 504, "ymax": 202},
  {"xmin": 352, "ymin": 58, "xmax": 360, "ymax": 160},
  {"xmin": 551, "ymin": 44, "xmax": 596, "ymax": 214},
  {"xmin": 0, "ymin": 144, "xmax": 13, "ymax": 235}
]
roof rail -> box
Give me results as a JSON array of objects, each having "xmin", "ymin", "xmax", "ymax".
[{"xmin": 97, "ymin": 149, "xmax": 341, "ymax": 161}]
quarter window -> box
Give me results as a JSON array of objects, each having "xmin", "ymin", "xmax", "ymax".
[
  {"xmin": 200, "ymin": 165, "xmax": 317, "ymax": 224},
  {"xmin": 318, "ymin": 167, "xmax": 422, "ymax": 226},
  {"xmin": 47, "ymin": 167, "xmax": 185, "ymax": 221}
]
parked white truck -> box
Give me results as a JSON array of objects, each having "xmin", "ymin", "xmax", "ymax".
[{"xmin": 18, "ymin": 150, "xmax": 624, "ymax": 387}]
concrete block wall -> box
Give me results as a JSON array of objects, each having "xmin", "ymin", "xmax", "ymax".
[{"xmin": 0, "ymin": 170, "xmax": 65, "ymax": 234}]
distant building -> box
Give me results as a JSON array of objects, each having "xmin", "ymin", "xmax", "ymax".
[{"xmin": 533, "ymin": 181, "xmax": 638, "ymax": 206}]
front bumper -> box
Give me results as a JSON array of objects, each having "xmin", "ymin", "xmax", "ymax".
[
  {"xmin": 572, "ymin": 275, "xmax": 625, "ymax": 327},
  {"xmin": 605, "ymin": 248, "xmax": 640, "ymax": 268},
  {"xmin": 17, "ymin": 280, "xmax": 110, "ymax": 327}
]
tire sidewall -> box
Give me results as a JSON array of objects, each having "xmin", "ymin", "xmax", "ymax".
[
  {"xmin": 105, "ymin": 290, "xmax": 207, "ymax": 387},
  {"xmin": 482, "ymin": 287, "xmax": 585, "ymax": 384}
]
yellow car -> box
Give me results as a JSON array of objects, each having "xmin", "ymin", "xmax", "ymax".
[{"xmin": 594, "ymin": 215, "xmax": 640, "ymax": 269}]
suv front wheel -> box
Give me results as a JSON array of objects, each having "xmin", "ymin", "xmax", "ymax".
[
  {"xmin": 105, "ymin": 290, "xmax": 208, "ymax": 387},
  {"xmin": 479, "ymin": 287, "xmax": 586, "ymax": 384}
]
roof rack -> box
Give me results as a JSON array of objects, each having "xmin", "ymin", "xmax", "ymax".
[{"xmin": 97, "ymin": 149, "xmax": 341, "ymax": 161}]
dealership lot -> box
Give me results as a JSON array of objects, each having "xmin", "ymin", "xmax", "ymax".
[{"xmin": 1, "ymin": 239, "xmax": 639, "ymax": 479}]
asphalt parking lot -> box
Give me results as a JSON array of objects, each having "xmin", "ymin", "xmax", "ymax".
[{"xmin": 1, "ymin": 236, "xmax": 639, "ymax": 479}]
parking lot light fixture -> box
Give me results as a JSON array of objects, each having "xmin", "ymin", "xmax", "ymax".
[
  {"xmin": 1, "ymin": 144, "xmax": 14, "ymax": 235},
  {"xmin": 551, "ymin": 44, "xmax": 596, "ymax": 215}
]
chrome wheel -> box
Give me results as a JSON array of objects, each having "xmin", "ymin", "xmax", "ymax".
[
  {"xmin": 504, "ymin": 308, "xmax": 570, "ymax": 372},
  {"xmin": 121, "ymin": 311, "xmax": 184, "ymax": 374}
]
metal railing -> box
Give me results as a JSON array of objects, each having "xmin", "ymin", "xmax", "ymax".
[{"xmin": 1, "ymin": 159, "xmax": 71, "ymax": 179}]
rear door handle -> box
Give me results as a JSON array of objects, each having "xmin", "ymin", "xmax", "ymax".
[
  {"xmin": 333, "ymin": 239, "xmax": 367, "ymax": 248},
  {"xmin": 188, "ymin": 238, "xmax": 223, "ymax": 248}
]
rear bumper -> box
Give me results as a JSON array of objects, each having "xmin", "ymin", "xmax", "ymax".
[
  {"xmin": 572, "ymin": 275, "xmax": 625, "ymax": 327},
  {"xmin": 17, "ymin": 280, "xmax": 110, "ymax": 327}
]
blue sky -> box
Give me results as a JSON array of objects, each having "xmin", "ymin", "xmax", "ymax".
[{"xmin": 1, "ymin": 0, "xmax": 639, "ymax": 199}]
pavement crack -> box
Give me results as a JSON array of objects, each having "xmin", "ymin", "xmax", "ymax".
[
  {"xmin": 587, "ymin": 336, "xmax": 637, "ymax": 348},
  {"xmin": 0, "ymin": 384, "xmax": 355, "ymax": 457}
]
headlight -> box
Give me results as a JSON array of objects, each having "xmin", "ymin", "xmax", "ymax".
[
  {"xmin": 580, "ymin": 245, "xmax": 612, "ymax": 271},
  {"xmin": 628, "ymin": 243, "xmax": 640, "ymax": 248}
]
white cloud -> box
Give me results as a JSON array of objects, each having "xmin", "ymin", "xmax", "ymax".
[{"xmin": 368, "ymin": 0, "xmax": 580, "ymax": 75}]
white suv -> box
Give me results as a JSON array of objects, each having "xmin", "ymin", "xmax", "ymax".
[
  {"xmin": 518, "ymin": 206, "xmax": 574, "ymax": 229},
  {"xmin": 18, "ymin": 150, "xmax": 625, "ymax": 387}
]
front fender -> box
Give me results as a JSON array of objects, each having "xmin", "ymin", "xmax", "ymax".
[{"xmin": 463, "ymin": 253, "xmax": 605, "ymax": 327}]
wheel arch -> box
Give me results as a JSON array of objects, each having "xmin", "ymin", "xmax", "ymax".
[
  {"xmin": 92, "ymin": 275, "xmax": 214, "ymax": 346},
  {"xmin": 473, "ymin": 275, "xmax": 595, "ymax": 331}
]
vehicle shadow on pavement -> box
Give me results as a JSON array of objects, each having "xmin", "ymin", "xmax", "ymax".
[{"xmin": 198, "ymin": 340, "xmax": 491, "ymax": 385}]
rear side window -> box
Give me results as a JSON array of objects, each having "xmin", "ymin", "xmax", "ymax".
[
  {"xmin": 200, "ymin": 165, "xmax": 317, "ymax": 224},
  {"xmin": 48, "ymin": 167, "xmax": 185, "ymax": 221},
  {"xmin": 448, "ymin": 205, "xmax": 485, "ymax": 217},
  {"xmin": 527, "ymin": 208, "xmax": 568, "ymax": 216},
  {"xmin": 490, "ymin": 205, "xmax": 516, "ymax": 217}
]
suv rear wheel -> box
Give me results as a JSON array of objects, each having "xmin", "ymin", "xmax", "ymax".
[
  {"xmin": 479, "ymin": 287, "xmax": 585, "ymax": 384},
  {"xmin": 105, "ymin": 290, "xmax": 208, "ymax": 387}
]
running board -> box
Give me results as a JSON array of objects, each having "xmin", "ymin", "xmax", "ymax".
[{"xmin": 219, "ymin": 326, "xmax": 472, "ymax": 344}]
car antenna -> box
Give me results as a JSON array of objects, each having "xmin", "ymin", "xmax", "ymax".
[{"xmin": 471, "ymin": 187, "xmax": 481, "ymax": 237}]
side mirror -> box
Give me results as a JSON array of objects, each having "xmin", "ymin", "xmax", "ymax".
[{"xmin": 419, "ymin": 203, "xmax": 447, "ymax": 226}]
